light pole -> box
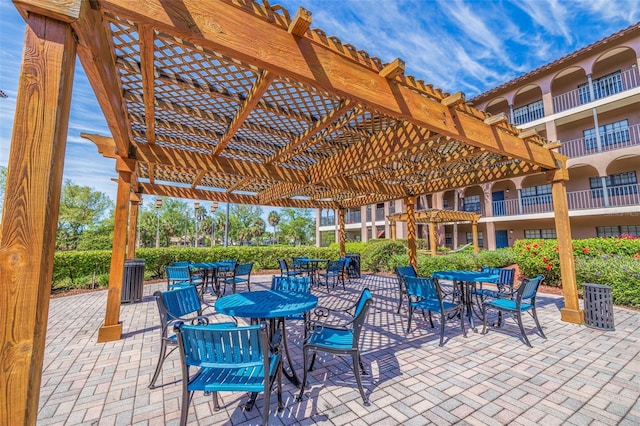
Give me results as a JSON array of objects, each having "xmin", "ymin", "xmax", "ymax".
[
  {"xmin": 194, "ymin": 202, "xmax": 203, "ymax": 248},
  {"xmin": 210, "ymin": 202, "xmax": 218, "ymax": 247},
  {"xmin": 155, "ymin": 198, "xmax": 162, "ymax": 248},
  {"xmin": 183, "ymin": 209, "xmax": 189, "ymax": 247},
  {"xmin": 224, "ymin": 202, "xmax": 230, "ymax": 247}
]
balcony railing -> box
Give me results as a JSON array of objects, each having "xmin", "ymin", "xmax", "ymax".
[
  {"xmin": 345, "ymin": 212, "xmax": 361, "ymax": 224},
  {"xmin": 490, "ymin": 183, "xmax": 640, "ymax": 216},
  {"xmin": 559, "ymin": 123, "xmax": 640, "ymax": 158},
  {"xmin": 512, "ymin": 100, "xmax": 545, "ymax": 125},
  {"xmin": 320, "ymin": 217, "xmax": 335, "ymax": 226},
  {"xmin": 552, "ymin": 67, "xmax": 640, "ymax": 113}
]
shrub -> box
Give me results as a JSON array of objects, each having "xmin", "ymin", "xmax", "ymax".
[
  {"xmin": 575, "ymin": 256, "xmax": 640, "ymax": 307},
  {"xmin": 361, "ymin": 240, "xmax": 407, "ymax": 272}
]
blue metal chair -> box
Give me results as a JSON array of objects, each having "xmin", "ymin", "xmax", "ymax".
[
  {"xmin": 394, "ymin": 265, "xmax": 417, "ymax": 313},
  {"xmin": 170, "ymin": 261, "xmax": 192, "ymax": 267},
  {"xmin": 277, "ymin": 258, "xmax": 300, "ymax": 278},
  {"xmin": 148, "ymin": 286, "xmax": 235, "ymax": 389},
  {"xmin": 482, "ymin": 275, "xmax": 546, "ymax": 347},
  {"xmin": 165, "ymin": 265, "xmax": 204, "ymax": 294},
  {"xmin": 404, "ymin": 276, "xmax": 466, "ymax": 346},
  {"xmin": 271, "ymin": 275, "xmax": 311, "ymax": 293},
  {"xmin": 292, "ymin": 256, "xmax": 312, "ymax": 276},
  {"xmin": 297, "ymin": 288, "xmax": 373, "ymax": 406},
  {"xmin": 221, "ymin": 261, "xmax": 253, "ymax": 294},
  {"xmin": 174, "ymin": 321, "xmax": 283, "ymax": 426},
  {"xmin": 474, "ymin": 267, "xmax": 516, "ymax": 299},
  {"xmin": 318, "ymin": 259, "xmax": 346, "ymax": 290}
]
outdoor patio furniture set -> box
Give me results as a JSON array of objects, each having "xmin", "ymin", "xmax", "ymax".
[
  {"xmin": 396, "ymin": 266, "xmax": 546, "ymax": 348},
  {"xmin": 153, "ymin": 259, "xmax": 372, "ymax": 425}
]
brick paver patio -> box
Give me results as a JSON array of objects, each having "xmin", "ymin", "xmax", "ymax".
[{"xmin": 38, "ymin": 274, "xmax": 640, "ymax": 425}]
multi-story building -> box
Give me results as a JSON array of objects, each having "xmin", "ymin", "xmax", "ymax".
[{"xmin": 316, "ymin": 22, "xmax": 640, "ymax": 250}]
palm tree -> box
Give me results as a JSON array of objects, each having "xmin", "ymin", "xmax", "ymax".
[{"xmin": 267, "ymin": 211, "xmax": 280, "ymax": 244}]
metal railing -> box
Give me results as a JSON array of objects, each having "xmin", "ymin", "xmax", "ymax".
[
  {"xmin": 512, "ymin": 100, "xmax": 545, "ymax": 125},
  {"xmin": 552, "ymin": 67, "xmax": 640, "ymax": 113},
  {"xmin": 559, "ymin": 123, "xmax": 640, "ymax": 158},
  {"xmin": 320, "ymin": 217, "xmax": 335, "ymax": 226}
]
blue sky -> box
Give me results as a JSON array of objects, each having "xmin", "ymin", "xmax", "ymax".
[{"xmin": 1, "ymin": 0, "xmax": 639, "ymax": 212}]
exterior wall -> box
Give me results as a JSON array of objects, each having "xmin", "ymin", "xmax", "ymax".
[{"xmin": 551, "ymin": 68, "xmax": 587, "ymax": 96}]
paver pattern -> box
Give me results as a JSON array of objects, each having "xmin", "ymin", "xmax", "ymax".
[{"xmin": 38, "ymin": 274, "xmax": 640, "ymax": 425}]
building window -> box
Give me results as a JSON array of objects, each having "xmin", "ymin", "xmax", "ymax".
[
  {"xmin": 590, "ymin": 171, "xmax": 638, "ymax": 198},
  {"xmin": 578, "ymin": 70, "xmax": 623, "ymax": 104},
  {"xmin": 512, "ymin": 99, "xmax": 544, "ymax": 125},
  {"xmin": 375, "ymin": 203, "xmax": 385, "ymax": 221},
  {"xmin": 521, "ymin": 184, "xmax": 552, "ymax": 205},
  {"xmin": 583, "ymin": 119, "xmax": 630, "ymax": 150},
  {"xmin": 346, "ymin": 208, "xmax": 361, "ymax": 224},
  {"xmin": 366, "ymin": 205, "xmax": 372, "ymax": 222},
  {"xmin": 465, "ymin": 232, "xmax": 483, "ymax": 248},
  {"xmin": 445, "ymin": 232, "xmax": 452, "ymax": 246},
  {"xmin": 462, "ymin": 195, "xmax": 481, "ymax": 213},
  {"xmin": 320, "ymin": 209, "xmax": 335, "ymax": 226},
  {"xmin": 524, "ymin": 229, "xmax": 557, "ymax": 239},
  {"xmin": 388, "ymin": 200, "xmax": 395, "ymax": 215},
  {"xmin": 597, "ymin": 225, "xmax": 640, "ymax": 238}
]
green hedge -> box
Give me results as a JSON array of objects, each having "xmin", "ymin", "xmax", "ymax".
[{"xmin": 52, "ymin": 246, "xmax": 340, "ymax": 291}]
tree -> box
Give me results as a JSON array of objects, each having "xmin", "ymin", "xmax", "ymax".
[
  {"xmin": 267, "ymin": 210, "xmax": 280, "ymax": 244},
  {"xmin": 229, "ymin": 204, "xmax": 264, "ymax": 244},
  {"xmin": 56, "ymin": 180, "xmax": 113, "ymax": 250},
  {"xmin": 278, "ymin": 208, "xmax": 314, "ymax": 245}
]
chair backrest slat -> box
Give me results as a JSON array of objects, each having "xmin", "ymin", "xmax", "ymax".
[
  {"xmin": 158, "ymin": 286, "xmax": 201, "ymax": 318},
  {"xmin": 395, "ymin": 265, "xmax": 417, "ymax": 278},
  {"xmin": 166, "ymin": 265, "xmax": 191, "ymax": 281},
  {"xmin": 171, "ymin": 261, "xmax": 191, "ymax": 267},
  {"xmin": 235, "ymin": 262, "xmax": 253, "ymax": 276},
  {"xmin": 404, "ymin": 276, "xmax": 439, "ymax": 300},
  {"xmin": 271, "ymin": 276, "xmax": 311, "ymax": 293},
  {"xmin": 480, "ymin": 266, "xmax": 515, "ymax": 286},
  {"xmin": 352, "ymin": 288, "xmax": 373, "ymax": 345},
  {"xmin": 519, "ymin": 275, "xmax": 544, "ymax": 301}
]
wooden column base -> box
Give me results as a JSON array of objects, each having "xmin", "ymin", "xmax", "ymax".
[
  {"xmin": 97, "ymin": 322, "xmax": 123, "ymax": 342},
  {"xmin": 560, "ymin": 308, "xmax": 584, "ymax": 324}
]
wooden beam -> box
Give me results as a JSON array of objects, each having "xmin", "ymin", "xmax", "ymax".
[
  {"xmin": 98, "ymin": 173, "xmax": 130, "ymax": 342},
  {"xmin": 309, "ymin": 122, "xmax": 435, "ymax": 183},
  {"xmin": 226, "ymin": 177, "xmax": 252, "ymax": 193},
  {"xmin": 191, "ymin": 169, "xmax": 206, "ymax": 189},
  {"xmin": 483, "ymin": 112, "xmax": 508, "ymax": 125},
  {"xmin": 379, "ymin": 58, "xmax": 405, "ymax": 79},
  {"xmin": 13, "ymin": 0, "xmax": 81, "ymax": 23},
  {"xmin": 139, "ymin": 25, "xmax": 156, "ymax": 144},
  {"xmin": 288, "ymin": 7, "xmax": 311, "ymax": 36},
  {"xmin": 258, "ymin": 181, "xmax": 308, "ymax": 204},
  {"xmin": 139, "ymin": 182, "xmax": 339, "ymax": 209},
  {"xmin": 148, "ymin": 162, "xmax": 155, "ymax": 184},
  {"xmin": 0, "ymin": 15, "xmax": 76, "ymax": 425},
  {"xmin": 406, "ymin": 197, "xmax": 417, "ymax": 267},
  {"xmin": 548, "ymin": 168, "xmax": 584, "ymax": 324},
  {"xmin": 213, "ymin": 70, "xmax": 275, "ymax": 155},
  {"xmin": 471, "ymin": 222, "xmax": 479, "ymax": 254},
  {"xmin": 338, "ymin": 208, "xmax": 346, "ymax": 257},
  {"xmin": 127, "ymin": 198, "xmax": 140, "ymax": 258},
  {"xmin": 441, "ymin": 91, "xmax": 465, "ymax": 107},
  {"xmin": 266, "ymin": 100, "xmax": 353, "ymax": 164},
  {"xmin": 71, "ymin": 4, "xmax": 131, "ymax": 156},
  {"xmin": 100, "ymin": 0, "xmax": 559, "ymax": 169}
]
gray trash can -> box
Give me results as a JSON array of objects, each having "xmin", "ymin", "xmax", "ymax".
[
  {"xmin": 346, "ymin": 253, "xmax": 361, "ymax": 279},
  {"xmin": 583, "ymin": 283, "xmax": 614, "ymax": 330},
  {"xmin": 122, "ymin": 258, "xmax": 145, "ymax": 303}
]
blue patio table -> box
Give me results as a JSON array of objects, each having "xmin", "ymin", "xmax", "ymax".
[
  {"xmin": 191, "ymin": 261, "xmax": 231, "ymax": 296},
  {"xmin": 298, "ymin": 258, "xmax": 328, "ymax": 286},
  {"xmin": 215, "ymin": 290, "xmax": 318, "ymax": 388},
  {"xmin": 432, "ymin": 270, "xmax": 500, "ymax": 331}
]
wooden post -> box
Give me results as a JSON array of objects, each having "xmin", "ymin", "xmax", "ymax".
[
  {"xmin": 390, "ymin": 220, "xmax": 397, "ymax": 240},
  {"xmin": 471, "ymin": 221, "xmax": 479, "ymax": 254},
  {"xmin": 98, "ymin": 172, "xmax": 131, "ymax": 342},
  {"xmin": 338, "ymin": 207, "xmax": 346, "ymax": 257},
  {"xmin": 0, "ymin": 15, "xmax": 76, "ymax": 425},
  {"xmin": 127, "ymin": 193, "xmax": 141, "ymax": 259},
  {"xmin": 406, "ymin": 197, "xmax": 417, "ymax": 268},
  {"xmin": 548, "ymin": 169, "xmax": 584, "ymax": 324},
  {"xmin": 429, "ymin": 221, "xmax": 437, "ymax": 256}
]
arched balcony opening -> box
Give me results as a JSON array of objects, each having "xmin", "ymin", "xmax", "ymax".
[
  {"xmin": 590, "ymin": 47, "xmax": 639, "ymax": 102},
  {"xmin": 512, "ymin": 85, "xmax": 544, "ymax": 125},
  {"xmin": 461, "ymin": 185, "xmax": 484, "ymax": 215},
  {"xmin": 484, "ymin": 97, "xmax": 509, "ymax": 118},
  {"xmin": 551, "ymin": 66, "xmax": 588, "ymax": 113},
  {"xmin": 490, "ymin": 181, "xmax": 518, "ymax": 217}
]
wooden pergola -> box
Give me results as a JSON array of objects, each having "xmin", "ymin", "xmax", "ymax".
[
  {"xmin": 388, "ymin": 209, "xmax": 482, "ymax": 259},
  {"xmin": 1, "ymin": 1, "xmax": 584, "ymax": 423}
]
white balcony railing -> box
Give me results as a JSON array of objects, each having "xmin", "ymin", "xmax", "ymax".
[
  {"xmin": 559, "ymin": 123, "xmax": 640, "ymax": 158},
  {"xmin": 552, "ymin": 67, "xmax": 640, "ymax": 113},
  {"xmin": 490, "ymin": 183, "xmax": 640, "ymax": 216}
]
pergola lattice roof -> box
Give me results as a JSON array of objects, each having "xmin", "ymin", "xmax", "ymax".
[
  {"xmin": 388, "ymin": 209, "xmax": 481, "ymax": 224},
  {"xmin": 75, "ymin": 0, "xmax": 564, "ymax": 209}
]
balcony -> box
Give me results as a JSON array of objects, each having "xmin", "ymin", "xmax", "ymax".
[
  {"xmin": 552, "ymin": 67, "xmax": 640, "ymax": 113},
  {"xmin": 490, "ymin": 183, "xmax": 640, "ymax": 216},
  {"xmin": 512, "ymin": 100, "xmax": 545, "ymax": 125},
  {"xmin": 320, "ymin": 217, "xmax": 335, "ymax": 226},
  {"xmin": 559, "ymin": 123, "xmax": 640, "ymax": 158}
]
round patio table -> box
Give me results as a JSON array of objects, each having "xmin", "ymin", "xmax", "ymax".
[
  {"xmin": 215, "ymin": 290, "xmax": 318, "ymax": 392},
  {"xmin": 432, "ymin": 270, "xmax": 500, "ymax": 331}
]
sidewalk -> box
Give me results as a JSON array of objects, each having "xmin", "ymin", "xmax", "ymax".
[{"xmin": 38, "ymin": 274, "xmax": 640, "ymax": 425}]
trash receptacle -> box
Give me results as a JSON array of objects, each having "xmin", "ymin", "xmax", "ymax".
[
  {"xmin": 583, "ymin": 283, "xmax": 614, "ymax": 330},
  {"xmin": 122, "ymin": 258, "xmax": 145, "ymax": 303},
  {"xmin": 345, "ymin": 253, "xmax": 361, "ymax": 279}
]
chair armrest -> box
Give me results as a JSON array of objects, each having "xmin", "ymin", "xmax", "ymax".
[{"xmin": 306, "ymin": 305, "xmax": 355, "ymax": 336}]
